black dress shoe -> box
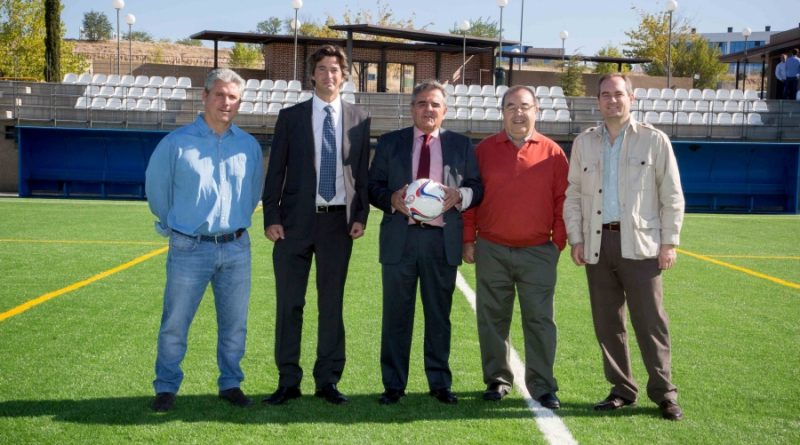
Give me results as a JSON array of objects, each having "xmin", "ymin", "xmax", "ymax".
[
  {"xmin": 659, "ymin": 400, "xmax": 684, "ymax": 421},
  {"xmin": 315, "ymin": 383, "xmax": 348, "ymax": 405},
  {"xmin": 379, "ymin": 389, "xmax": 405, "ymax": 405},
  {"xmin": 536, "ymin": 393, "xmax": 561, "ymax": 410},
  {"xmin": 593, "ymin": 393, "xmax": 635, "ymax": 411},
  {"xmin": 483, "ymin": 382, "xmax": 511, "ymax": 401},
  {"xmin": 429, "ymin": 388, "xmax": 458, "ymax": 405},
  {"xmin": 152, "ymin": 392, "xmax": 175, "ymax": 412},
  {"xmin": 219, "ymin": 387, "xmax": 251, "ymax": 407},
  {"xmin": 262, "ymin": 386, "xmax": 302, "ymax": 405}
]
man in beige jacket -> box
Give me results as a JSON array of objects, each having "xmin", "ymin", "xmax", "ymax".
[{"xmin": 563, "ymin": 73, "xmax": 685, "ymax": 421}]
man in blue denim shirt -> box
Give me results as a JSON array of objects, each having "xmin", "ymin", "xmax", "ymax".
[{"xmin": 145, "ymin": 68, "xmax": 264, "ymax": 412}]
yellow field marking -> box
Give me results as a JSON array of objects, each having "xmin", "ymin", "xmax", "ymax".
[
  {"xmin": 705, "ymin": 255, "xmax": 800, "ymax": 260},
  {"xmin": 0, "ymin": 239, "xmax": 164, "ymax": 246},
  {"xmin": 678, "ymin": 248, "xmax": 800, "ymax": 290},
  {"xmin": 0, "ymin": 246, "xmax": 169, "ymax": 322}
]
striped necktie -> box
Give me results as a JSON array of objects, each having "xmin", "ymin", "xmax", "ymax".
[{"xmin": 319, "ymin": 105, "xmax": 336, "ymax": 201}]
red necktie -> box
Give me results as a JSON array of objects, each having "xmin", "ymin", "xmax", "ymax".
[{"xmin": 417, "ymin": 134, "xmax": 431, "ymax": 179}]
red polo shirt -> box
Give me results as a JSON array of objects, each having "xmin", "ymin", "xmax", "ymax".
[{"xmin": 463, "ymin": 130, "xmax": 568, "ymax": 250}]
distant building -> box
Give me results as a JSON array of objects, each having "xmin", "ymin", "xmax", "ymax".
[{"xmin": 700, "ymin": 26, "xmax": 776, "ymax": 74}]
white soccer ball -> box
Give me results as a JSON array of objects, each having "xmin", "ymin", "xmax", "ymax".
[{"xmin": 405, "ymin": 178, "xmax": 446, "ymax": 222}]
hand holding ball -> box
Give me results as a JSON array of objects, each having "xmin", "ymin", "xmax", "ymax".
[{"xmin": 404, "ymin": 179, "xmax": 446, "ymax": 222}]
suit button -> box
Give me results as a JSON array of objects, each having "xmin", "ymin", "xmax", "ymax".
[
  {"xmin": 583, "ymin": 167, "xmax": 588, "ymax": 172},
  {"xmin": 598, "ymin": 189, "xmax": 602, "ymax": 193},
  {"xmin": 594, "ymin": 252, "xmax": 599, "ymax": 257},
  {"xmin": 597, "ymin": 210, "xmax": 601, "ymax": 215},
  {"xmin": 596, "ymin": 230, "xmax": 601, "ymax": 234}
]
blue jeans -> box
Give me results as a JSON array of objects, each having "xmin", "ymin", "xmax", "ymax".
[{"xmin": 153, "ymin": 231, "xmax": 251, "ymax": 394}]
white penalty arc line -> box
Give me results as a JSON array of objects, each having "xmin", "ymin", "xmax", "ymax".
[{"xmin": 456, "ymin": 271, "xmax": 578, "ymax": 445}]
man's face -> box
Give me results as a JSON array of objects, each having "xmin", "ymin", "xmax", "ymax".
[
  {"xmin": 411, "ymin": 88, "xmax": 447, "ymax": 134},
  {"xmin": 202, "ymin": 80, "xmax": 241, "ymax": 130},
  {"xmin": 598, "ymin": 76, "xmax": 634, "ymax": 122},
  {"xmin": 502, "ymin": 88, "xmax": 538, "ymax": 140},
  {"xmin": 313, "ymin": 56, "xmax": 343, "ymax": 99}
]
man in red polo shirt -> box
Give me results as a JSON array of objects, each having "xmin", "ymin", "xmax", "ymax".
[{"xmin": 463, "ymin": 85, "xmax": 568, "ymax": 409}]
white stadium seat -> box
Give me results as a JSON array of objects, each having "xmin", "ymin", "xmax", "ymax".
[
  {"xmin": 536, "ymin": 86, "xmax": 550, "ymax": 98},
  {"xmin": 176, "ymin": 77, "xmax": 192, "ymax": 88},
  {"xmin": 163, "ymin": 76, "xmax": 178, "ymax": 88},
  {"xmin": 245, "ymin": 79, "xmax": 260, "ymax": 91},
  {"xmin": 540, "ymin": 109, "xmax": 556, "ymax": 121},
  {"xmin": 287, "ymin": 80, "xmax": 302, "ymax": 92},
  {"xmin": 549, "ymin": 86, "xmax": 565, "ymax": 98},
  {"xmin": 62, "ymin": 73, "xmax": 78, "ymax": 84}
]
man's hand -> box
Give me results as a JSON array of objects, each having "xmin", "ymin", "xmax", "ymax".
[
  {"xmin": 391, "ymin": 185, "xmax": 410, "ymax": 216},
  {"xmin": 658, "ymin": 244, "xmax": 677, "ymax": 270},
  {"xmin": 350, "ymin": 222, "xmax": 365, "ymax": 240},
  {"xmin": 442, "ymin": 186, "xmax": 462, "ymax": 212},
  {"xmin": 570, "ymin": 243, "xmax": 587, "ymax": 266},
  {"xmin": 265, "ymin": 224, "xmax": 285, "ymax": 242},
  {"xmin": 463, "ymin": 242, "xmax": 475, "ymax": 264}
]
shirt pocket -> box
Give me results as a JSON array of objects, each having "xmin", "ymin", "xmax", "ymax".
[
  {"xmin": 580, "ymin": 161, "xmax": 600, "ymax": 195},
  {"xmin": 628, "ymin": 157, "xmax": 655, "ymax": 190}
]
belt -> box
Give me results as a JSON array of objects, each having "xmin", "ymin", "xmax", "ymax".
[
  {"xmin": 602, "ymin": 222, "xmax": 621, "ymax": 232},
  {"xmin": 175, "ymin": 229, "xmax": 245, "ymax": 243},
  {"xmin": 411, "ymin": 222, "xmax": 442, "ymax": 230},
  {"xmin": 316, "ymin": 205, "xmax": 346, "ymax": 213}
]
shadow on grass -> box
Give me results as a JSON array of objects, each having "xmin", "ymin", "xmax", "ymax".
[{"xmin": 0, "ymin": 391, "xmax": 560, "ymax": 425}]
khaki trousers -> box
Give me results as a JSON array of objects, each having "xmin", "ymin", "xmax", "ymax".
[{"xmin": 585, "ymin": 229, "xmax": 677, "ymax": 404}]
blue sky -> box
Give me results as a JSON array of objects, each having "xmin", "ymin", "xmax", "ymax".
[{"xmin": 62, "ymin": 1, "xmax": 797, "ymax": 55}]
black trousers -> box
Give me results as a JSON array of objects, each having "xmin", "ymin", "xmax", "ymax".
[
  {"xmin": 380, "ymin": 225, "xmax": 456, "ymax": 392},
  {"xmin": 272, "ymin": 210, "xmax": 353, "ymax": 389}
]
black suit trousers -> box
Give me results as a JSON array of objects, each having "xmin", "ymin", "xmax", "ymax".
[
  {"xmin": 380, "ymin": 225, "xmax": 456, "ymax": 392},
  {"xmin": 272, "ymin": 211, "xmax": 352, "ymax": 389}
]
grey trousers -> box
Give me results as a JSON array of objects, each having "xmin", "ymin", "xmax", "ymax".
[
  {"xmin": 585, "ymin": 229, "xmax": 678, "ymax": 404},
  {"xmin": 475, "ymin": 237, "xmax": 560, "ymax": 399}
]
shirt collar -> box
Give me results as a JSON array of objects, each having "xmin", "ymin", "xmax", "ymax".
[
  {"xmin": 313, "ymin": 93, "xmax": 342, "ymax": 115},
  {"xmin": 497, "ymin": 128, "xmax": 542, "ymax": 146},
  {"xmin": 194, "ymin": 113, "xmax": 240, "ymax": 137},
  {"xmin": 413, "ymin": 127, "xmax": 441, "ymax": 141}
]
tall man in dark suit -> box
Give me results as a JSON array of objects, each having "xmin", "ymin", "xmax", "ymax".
[
  {"xmin": 262, "ymin": 45, "xmax": 371, "ymax": 406},
  {"xmin": 368, "ymin": 80, "xmax": 483, "ymax": 405}
]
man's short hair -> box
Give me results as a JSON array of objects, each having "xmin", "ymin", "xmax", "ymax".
[
  {"xmin": 307, "ymin": 44, "xmax": 349, "ymax": 86},
  {"xmin": 597, "ymin": 73, "xmax": 634, "ymax": 97},
  {"xmin": 410, "ymin": 80, "xmax": 448, "ymax": 105},
  {"xmin": 793, "ymin": 48, "xmax": 799, "ymax": 56},
  {"xmin": 204, "ymin": 68, "xmax": 245, "ymax": 94},
  {"xmin": 501, "ymin": 85, "xmax": 539, "ymax": 109}
]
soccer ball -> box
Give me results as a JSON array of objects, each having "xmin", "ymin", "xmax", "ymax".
[{"xmin": 405, "ymin": 178, "xmax": 446, "ymax": 222}]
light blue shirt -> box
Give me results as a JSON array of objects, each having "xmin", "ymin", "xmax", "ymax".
[
  {"xmin": 145, "ymin": 114, "xmax": 265, "ymax": 237},
  {"xmin": 785, "ymin": 55, "xmax": 800, "ymax": 78},
  {"xmin": 601, "ymin": 122, "xmax": 629, "ymax": 223}
]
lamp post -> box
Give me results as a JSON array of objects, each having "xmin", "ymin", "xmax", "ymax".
[
  {"xmin": 496, "ymin": 0, "xmax": 508, "ymax": 86},
  {"xmin": 559, "ymin": 30, "xmax": 568, "ymax": 69},
  {"xmin": 742, "ymin": 27, "xmax": 752, "ymax": 90},
  {"xmin": 518, "ymin": 0, "xmax": 524, "ymax": 71},
  {"xmin": 112, "ymin": 0, "xmax": 125, "ymax": 76},
  {"xmin": 291, "ymin": 0, "xmax": 303, "ymax": 81},
  {"xmin": 125, "ymin": 13, "xmax": 135, "ymax": 76},
  {"xmin": 665, "ymin": 0, "xmax": 677, "ymax": 88},
  {"xmin": 459, "ymin": 20, "xmax": 470, "ymax": 85}
]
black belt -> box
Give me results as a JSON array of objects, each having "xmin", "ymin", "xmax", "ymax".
[
  {"xmin": 411, "ymin": 222, "xmax": 442, "ymax": 230},
  {"xmin": 316, "ymin": 205, "xmax": 346, "ymax": 213},
  {"xmin": 175, "ymin": 229, "xmax": 245, "ymax": 243},
  {"xmin": 602, "ymin": 222, "xmax": 621, "ymax": 232}
]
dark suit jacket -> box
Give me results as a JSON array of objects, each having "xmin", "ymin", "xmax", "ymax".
[
  {"xmin": 368, "ymin": 127, "xmax": 483, "ymax": 266},
  {"xmin": 263, "ymin": 99, "xmax": 371, "ymax": 237}
]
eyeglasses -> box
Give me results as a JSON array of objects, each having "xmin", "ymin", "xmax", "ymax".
[{"xmin": 503, "ymin": 104, "xmax": 536, "ymax": 113}]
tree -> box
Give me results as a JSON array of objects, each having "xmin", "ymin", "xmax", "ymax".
[
  {"xmin": 175, "ymin": 38, "xmax": 203, "ymax": 47},
  {"xmin": 44, "ymin": 0, "xmax": 60, "ymax": 82},
  {"xmin": 124, "ymin": 30, "xmax": 153, "ymax": 42},
  {"xmin": 82, "ymin": 10, "xmax": 112, "ymax": 41},
  {"xmin": 0, "ymin": 0, "xmax": 86, "ymax": 80},
  {"xmin": 229, "ymin": 42, "xmax": 261, "ymax": 69},
  {"xmin": 296, "ymin": 1, "xmax": 422, "ymax": 41},
  {"xmin": 448, "ymin": 17, "xmax": 498, "ymax": 38},
  {"xmin": 623, "ymin": 8, "xmax": 726, "ymax": 86},
  {"xmin": 559, "ymin": 56, "xmax": 586, "ymax": 97},
  {"xmin": 594, "ymin": 44, "xmax": 629, "ymax": 74},
  {"xmin": 256, "ymin": 17, "xmax": 283, "ymax": 35}
]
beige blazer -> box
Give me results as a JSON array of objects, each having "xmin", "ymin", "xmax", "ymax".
[{"xmin": 563, "ymin": 119, "xmax": 684, "ymax": 263}]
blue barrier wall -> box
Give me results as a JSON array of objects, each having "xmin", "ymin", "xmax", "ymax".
[
  {"xmin": 18, "ymin": 127, "xmax": 168, "ymax": 199},
  {"xmin": 673, "ymin": 141, "xmax": 799, "ymax": 214},
  {"xmin": 16, "ymin": 128, "xmax": 800, "ymax": 213}
]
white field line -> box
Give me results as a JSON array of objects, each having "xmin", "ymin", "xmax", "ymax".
[{"xmin": 456, "ymin": 271, "xmax": 578, "ymax": 445}]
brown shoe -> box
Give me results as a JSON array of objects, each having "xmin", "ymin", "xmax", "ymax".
[
  {"xmin": 659, "ymin": 400, "xmax": 684, "ymax": 421},
  {"xmin": 593, "ymin": 393, "xmax": 635, "ymax": 411}
]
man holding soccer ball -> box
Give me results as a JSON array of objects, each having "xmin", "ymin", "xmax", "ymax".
[
  {"xmin": 462, "ymin": 85, "xmax": 568, "ymax": 410},
  {"xmin": 368, "ymin": 80, "xmax": 483, "ymax": 406}
]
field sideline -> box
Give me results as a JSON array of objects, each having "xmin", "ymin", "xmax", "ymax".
[{"xmin": 0, "ymin": 198, "xmax": 798, "ymax": 444}]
